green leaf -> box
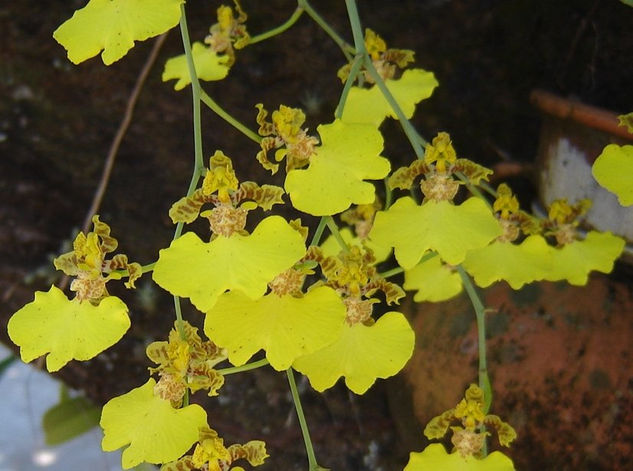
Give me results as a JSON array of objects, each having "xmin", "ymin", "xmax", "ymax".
[
  {"xmin": 153, "ymin": 216, "xmax": 306, "ymax": 312},
  {"xmin": 205, "ymin": 286, "xmax": 346, "ymax": 370},
  {"xmin": 404, "ymin": 444, "xmax": 515, "ymax": 471},
  {"xmin": 53, "ymin": 0, "xmax": 183, "ymax": 65},
  {"xmin": 462, "ymin": 235, "xmax": 552, "ymax": 289},
  {"xmin": 369, "ymin": 197, "xmax": 501, "ymax": 269},
  {"xmin": 162, "ymin": 42, "xmax": 230, "ymax": 90},
  {"xmin": 404, "ymin": 254, "xmax": 463, "ymax": 302},
  {"xmin": 592, "ymin": 144, "xmax": 633, "ymax": 206},
  {"xmin": 0, "ymin": 355, "xmax": 17, "ymax": 379},
  {"xmin": 101, "ymin": 379, "xmax": 207, "ymax": 469},
  {"xmin": 293, "ymin": 312, "xmax": 414, "ymax": 394},
  {"xmin": 341, "ymin": 68, "xmax": 438, "ymax": 126},
  {"xmin": 7, "ymin": 286, "xmax": 130, "ymax": 372},
  {"xmin": 285, "ymin": 120, "xmax": 390, "ymax": 216},
  {"xmin": 43, "ymin": 396, "xmax": 101, "ymax": 446},
  {"xmin": 619, "ymin": 0, "xmax": 633, "ymax": 7}
]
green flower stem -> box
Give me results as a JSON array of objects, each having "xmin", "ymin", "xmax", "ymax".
[
  {"xmin": 287, "ymin": 368, "xmax": 321, "ymax": 471},
  {"xmin": 343, "ymin": 0, "xmax": 365, "ymax": 53},
  {"xmin": 200, "ymin": 89, "xmax": 262, "ymax": 144},
  {"xmin": 379, "ymin": 252, "xmax": 437, "ymax": 279},
  {"xmin": 178, "ymin": 3, "xmax": 204, "ymax": 176},
  {"xmin": 343, "ymin": 0, "xmax": 426, "ymax": 159},
  {"xmin": 325, "ymin": 216, "xmax": 349, "ymax": 252},
  {"xmin": 309, "ymin": 217, "xmax": 329, "ymax": 247},
  {"xmin": 457, "ymin": 265, "xmax": 491, "ymax": 456},
  {"xmin": 173, "ymin": 295, "xmax": 185, "ymax": 334},
  {"xmin": 334, "ymin": 53, "xmax": 364, "ymax": 119},
  {"xmin": 140, "ymin": 262, "xmax": 155, "ymax": 274},
  {"xmin": 384, "ymin": 176, "xmax": 393, "ymax": 209},
  {"xmin": 218, "ymin": 358, "xmax": 270, "ymax": 375},
  {"xmin": 364, "ymin": 58, "xmax": 426, "ymax": 158},
  {"xmin": 111, "ymin": 261, "xmax": 156, "ymax": 278},
  {"xmin": 174, "ymin": 7, "xmax": 201, "ymax": 403},
  {"xmin": 378, "ymin": 252, "xmax": 437, "ymax": 278},
  {"xmin": 174, "ymin": 5, "xmax": 206, "ymax": 240},
  {"xmin": 249, "ymin": 7, "xmax": 304, "ymax": 44},
  {"xmin": 454, "ymin": 172, "xmax": 492, "ymax": 209},
  {"xmin": 300, "ymin": 0, "xmax": 354, "ymax": 61},
  {"xmin": 379, "ymin": 266, "xmax": 403, "ymax": 279},
  {"xmin": 479, "ymin": 180, "xmax": 499, "ymax": 198},
  {"xmin": 173, "ymin": 294, "xmax": 190, "ymax": 408}
]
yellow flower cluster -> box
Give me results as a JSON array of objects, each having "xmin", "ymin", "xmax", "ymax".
[
  {"xmin": 545, "ymin": 198, "xmax": 591, "ymax": 245},
  {"xmin": 388, "ymin": 132, "xmax": 492, "ymax": 202},
  {"xmin": 338, "ymin": 28, "xmax": 415, "ymax": 83},
  {"xmin": 147, "ymin": 321, "xmax": 227, "ymax": 406},
  {"xmin": 306, "ymin": 244, "xmax": 404, "ymax": 326},
  {"xmin": 169, "ymin": 152, "xmax": 284, "ymax": 237},
  {"xmin": 424, "ymin": 384, "xmax": 517, "ymax": 458},
  {"xmin": 53, "ymin": 215, "xmax": 141, "ymax": 302},
  {"xmin": 204, "ymin": 0, "xmax": 250, "ymax": 67},
  {"xmin": 163, "ymin": 425, "xmax": 268, "ymax": 471},
  {"xmin": 255, "ymin": 104, "xmax": 319, "ymax": 174}
]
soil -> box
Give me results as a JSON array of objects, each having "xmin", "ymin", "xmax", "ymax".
[{"xmin": 1, "ymin": 1, "xmax": 633, "ymax": 470}]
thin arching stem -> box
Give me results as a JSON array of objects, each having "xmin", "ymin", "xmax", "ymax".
[
  {"xmin": 287, "ymin": 369, "xmax": 321, "ymax": 470},
  {"xmin": 325, "ymin": 216, "xmax": 350, "ymax": 252},
  {"xmin": 178, "ymin": 4, "xmax": 204, "ymax": 176},
  {"xmin": 457, "ymin": 266, "xmax": 491, "ymax": 456},
  {"xmin": 343, "ymin": 0, "xmax": 426, "ymax": 160},
  {"xmin": 309, "ymin": 217, "xmax": 329, "ymax": 247},
  {"xmin": 300, "ymin": 0, "xmax": 354, "ymax": 61},
  {"xmin": 218, "ymin": 359, "xmax": 270, "ymax": 375},
  {"xmin": 363, "ymin": 57, "xmax": 426, "ymax": 157},
  {"xmin": 175, "ymin": 4, "xmax": 206, "ymax": 240},
  {"xmin": 249, "ymin": 7, "xmax": 304, "ymax": 44},
  {"xmin": 334, "ymin": 53, "xmax": 364, "ymax": 119},
  {"xmin": 200, "ymin": 89, "xmax": 262, "ymax": 144}
]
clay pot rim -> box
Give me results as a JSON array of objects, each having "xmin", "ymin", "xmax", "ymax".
[{"xmin": 530, "ymin": 89, "xmax": 633, "ymax": 141}]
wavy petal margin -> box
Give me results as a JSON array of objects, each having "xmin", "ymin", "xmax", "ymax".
[
  {"xmin": 53, "ymin": 0, "xmax": 183, "ymax": 65},
  {"xmin": 101, "ymin": 379, "xmax": 207, "ymax": 469},
  {"xmin": 285, "ymin": 120, "xmax": 389, "ymax": 216},
  {"xmin": 205, "ymin": 286, "xmax": 346, "ymax": 370},
  {"xmin": 7, "ymin": 286, "xmax": 130, "ymax": 372},
  {"xmin": 404, "ymin": 444, "xmax": 515, "ymax": 471},
  {"xmin": 153, "ymin": 216, "xmax": 305, "ymax": 312},
  {"xmin": 341, "ymin": 68, "xmax": 438, "ymax": 126},
  {"xmin": 293, "ymin": 312, "xmax": 414, "ymax": 394},
  {"xmin": 592, "ymin": 144, "xmax": 633, "ymax": 206}
]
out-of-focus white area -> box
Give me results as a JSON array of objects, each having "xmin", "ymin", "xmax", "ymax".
[{"xmin": 0, "ymin": 344, "xmax": 123, "ymax": 471}]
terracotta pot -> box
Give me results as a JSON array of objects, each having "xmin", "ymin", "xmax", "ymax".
[
  {"xmin": 531, "ymin": 89, "xmax": 633, "ymax": 244},
  {"xmin": 402, "ymin": 276, "xmax": 633, "ymax": 470}
]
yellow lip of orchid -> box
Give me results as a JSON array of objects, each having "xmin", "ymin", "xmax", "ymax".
[
  {"xmin": 153, "ymin": 215, "xmax": 306, "ymax": 312},
  {"xmin": 284, "ymin": 119, "xmax": 390, "ymax": 216},
  {"xmin": 53, "ymin": 0, "xmax": 184, "ymax": 65},
  {"xmin": 292, "ymin": 311, "xmax": 414, "ymax": 394},
  {"xmin": 100, "ymin": 379, "xmax": 207, "ymax": 469},
  {"xmin": 7, "ymin": 286, "xmax": 131, "ymax": 372},
  {"xmin": 370, "ymin": 196, "xmax": 502, "ymax": 269}
]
